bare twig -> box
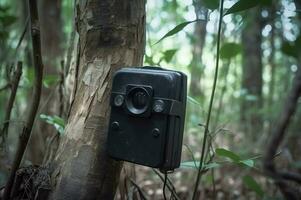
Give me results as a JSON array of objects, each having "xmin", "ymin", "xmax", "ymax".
[
  {"xmin": 0, "ymin": 16, "xmax": 29, "ymax": 68},
  {"xmin": 3, "ymin": 0, "xmax": 44, "ymax": 199},
  {"xmin": 263, "ymin": 66, "xmax": 301, "ymax": 199},
  {"xmin": 0, "ymin": 62, "xmax": 23, "ymax": 145},
  {"xmin": 128, "ymin": 178, "xmax": 148, "ymax": 200}
]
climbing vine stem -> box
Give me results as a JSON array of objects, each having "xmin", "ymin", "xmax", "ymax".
[{"xmin": 191, "ymin": 0, "xmax": 224, "ymax": 199}]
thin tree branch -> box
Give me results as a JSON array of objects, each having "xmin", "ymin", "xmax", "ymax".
[
  {"xmin": 0, "ymin": 62, "xmax": 22, "ymax": 145},
  {"xmin": 128, "ymin": 178, "xmax": 148, "ymax": 200},
  {"xmin": 0, "ymin": 16, "xmax": 29, "ymax": 70},
  {"xmin": 263, "ymin": 66, "xmax": 301, "ymax": 199},
  {"xmin": 3, "ymin": 0, "xmax": 44, "ymax": 199}
]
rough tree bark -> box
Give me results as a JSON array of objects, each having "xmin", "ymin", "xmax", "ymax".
[
  {"xmin": 241, "ymin": 8, "xmax": 263, "ymax": 140},
  {"xmin": 49, "ymin": 0, "xmax": 146, "ymax": 199}
]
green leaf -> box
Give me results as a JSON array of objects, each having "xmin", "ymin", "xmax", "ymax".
[
  {"xmin": 40, "ymin": 114, "xmax": 65, "ymax": 134},
  {"xmin": 144, "ymin": 54, "xmax": 155, "ymax": 65},
  {"xmin": 239, "ymin": 159, "xmax": 254, "ymax": 168},
  {"xmin": 216, "ymin": 148, "xmax": 241, "ymax": 162},
  {"xmin": 243, "ymin": 175, "xmax": 264, "ymax": 197},
  {"xmin": 216, "ymin": 148, "xmax": 255, "ymax": 168},
  {"xmin": 220, "ymin": 42, "xmax": 242, "ymax": 59},
  {"xmin": 180, "ymin": 161, "xmax": 220, "ymax": 170},
  {"xmin": 155, "ymin": 20, "xmax": 198, "ymax": 45},
  {"xmin": 162, "ymin": 49, "xmax": 177, "ymax": 63},
  {"xmin": 203, "ymin": 0, "xmax": 219, "ymax": 10},
  {"xmin": 43, "ymin": 75, "xmax": 60, "ymax": 88},
  {"xmin": 224, "ymin": 0, "xmax": 260, "ymax": 15}
]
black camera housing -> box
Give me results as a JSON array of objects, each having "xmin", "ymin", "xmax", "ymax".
[{"xmin": 107, "ymin": 67, "xmax": 187, "ymax": 171}]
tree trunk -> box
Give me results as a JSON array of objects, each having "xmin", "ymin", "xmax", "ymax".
[
  {"xmin": 240, "ymin": 8, "xmax": 263, "ymax": 140},
  {"xmin": 49, "ymin": 0, "xmax": 146, "ymax": 199},
  {"xmin": 189, "ymin": 0, "xmax": 207, "ymax": 98}
]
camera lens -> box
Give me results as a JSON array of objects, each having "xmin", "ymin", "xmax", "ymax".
[
  {"xmin": 126, "ymin": 87, "xmax": 150, "ymax": 115},
  {"xmin": 132, "ymin": 91, "xmax": 148, "ymax": 109}
]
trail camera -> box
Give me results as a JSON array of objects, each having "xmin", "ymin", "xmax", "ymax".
[{"xmin": 107, "ymin": 67, "xmax": 187, "ymax": 171}]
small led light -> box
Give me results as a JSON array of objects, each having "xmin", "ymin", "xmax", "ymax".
[
  {"xmin": 153, "ymin": 100, "xmax": 165, "ymax": 113},
  {"xmin": 114, "ymin": 95, "xmax": 124, "ymax": 107}
]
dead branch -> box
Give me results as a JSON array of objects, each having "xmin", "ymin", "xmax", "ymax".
[
  {"xmin": 3, "ymin": 0, "xmax": 44, "ymax": 199},
  {"xmin": 0, "ymin": 62, "xmax": 22, "ymax": 145},
  {"xmin": 128, "ymin": 178, "xmax": 148, "ymax": 200},
  {"xmin": 263, "ymin": 66, "xmax": 301, "ymax": 199}
]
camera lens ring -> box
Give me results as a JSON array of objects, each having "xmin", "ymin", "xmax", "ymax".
[{"xmin": 125, "ymin": 87, "xmax": 150, "ymax": 115}]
